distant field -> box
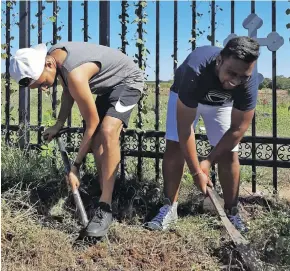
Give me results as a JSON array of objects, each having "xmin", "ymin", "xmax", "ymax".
[{"xmin": 2, "ymin": 80, "xmax": 289, "ymax": 137}]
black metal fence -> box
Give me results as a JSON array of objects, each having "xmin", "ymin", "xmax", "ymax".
[{"xmin": 2, "ymin": 0, "xmax": 290, "ymax": 193}]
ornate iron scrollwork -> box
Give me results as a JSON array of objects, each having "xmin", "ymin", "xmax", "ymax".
[
  {"xmin": 149, "ymin": 137, "xmax": 156, "ymax": 152},
  {"xmin": 66, "ymin": 132, "xmax": 82, "ymax": 150},
  {"xmin": 8, "ymin": 130, "xmax": 20, "ymax": 147},
  {"xmin": 1, "ymin": 128, "xmax": 6, "ymax": 136},
  {"xmin": 238, "ymin": 142, "xmax": 252, "ymax": 159},
  {"xmin": 124, "ymin": 134, "xmax": 138, "ymax": 151},
  {"xmin": 256, "ymin": 143, "xmax": 273, "ymax": 160},
  {"xmin": 141, "ymin": 137, "xmax": 147, "ymax": 151},
  {"xmin": 160, "ymin": 138, "xmax": 166, "ymax": 153},
  {"xmin": 196, "ymin": 137, "xmax": 212, "ymax": 156},
  {"xmin": 277, "ymin": 144, "xmax": 290, "ymax": 162}
]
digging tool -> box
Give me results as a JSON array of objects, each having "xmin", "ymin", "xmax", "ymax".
[
  {"xmin": 207, "ymin": 187, "xmax": 264, "ymax": 271},
  {"xmin": 43, "ymin": 128, "xmax": 89, "ymax": 228}
]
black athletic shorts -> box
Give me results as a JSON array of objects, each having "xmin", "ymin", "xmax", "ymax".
[{"xmin": 95, "ymin": 84, "xmax": 142, "ymax": 128}]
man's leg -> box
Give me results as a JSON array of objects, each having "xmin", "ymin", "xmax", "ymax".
[
  {"xmin": 217, "ymin": 151, "xmax": 240, "ymax": 210},
  {"xmin": 86, "ymin": 117, "xmax": 122, "ymax": 238},
  {"xmin": 146, "ymin": 91, "xmax": 199, "ymax": 230},
  {"xmin": 86, "ymin": 84, "xmax": 141, "ymax": 238},
  {"xmin": 91, "ymin": 133, "xmax": 103, "ymax": 190},
  {"xmin": 91, "ymin": 117, "xmax": 123, "ymax": 202},
  {"xmin": 163, "ymin": 140, "xmax": 185, "ymax": 203},
  {"xmin": 201, "ymin": 103, "xmax": 247, "ymax": 232},
  {"xmin": 217, "ymin": 149, "xmax": 247, "ymax": 232},
  {"xmin": 164, "ymin": 99, "xmax": 202, "ymax": 203},
  {"xmin": 97, "ymin": 116, "xmax": 123, "ymax": 206},
  {"xmin": 146, "ymin": 145, "xmax": 182, "ymax": 230}
]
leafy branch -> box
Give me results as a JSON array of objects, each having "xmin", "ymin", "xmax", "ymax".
[
  {"xmin": 80, "ymin": 2, "xmax": 91, "ymax": 40},
  {"xmin": 286, "ymin": 7, "xmax": 290, "ymax": 42},
  {"xmin": 1, "ymin": 1, "xmax": 17, "ymax": 60},
  {"xmin": 189, "ymin": 1, "xmax": 223, "ymax": 47},
  {"xmin": 119, "ymin": 0, "xmax": 129, "ymax": 54},
  {"xmin": 132, "ymin": 0, "xmax": 150, "ymax": 129}
]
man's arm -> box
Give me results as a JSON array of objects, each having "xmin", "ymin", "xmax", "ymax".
[
  {"xmin": 177, "ymin": 98, "xmax": 213, "ymax": 194},
  {"xmin": 55, "ymin": 89, "xmax": 75, "ymax": 128},
  {"xmin": 67, "ymin": 62, "xmax": 100, "ymax": 164},
  {"xmin": 207, "ymin": 108, "xmax": 255, "ymax": 164},
  {"xmin": 43, "ymin": 88, "xmax": 75, "ymax": 142},
  {"xmin": 176, "ymin": 98, "xmax": 201, "ymax": 174}
]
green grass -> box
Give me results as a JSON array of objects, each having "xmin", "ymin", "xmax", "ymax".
[{"xmin": 1, "ymin": 81, "xmax": 85, "ymax": 128}]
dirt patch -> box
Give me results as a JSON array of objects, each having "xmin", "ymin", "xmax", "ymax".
[
  {"xmin": 2, "ymin": 184, "xmax": 290, "ymax": 271},
  {"xmin": 77, "ymin": 220, "xmax": 222, "ymax": 271},
  {"xmin": 1, "ymin": 201, "xmax": 221, "ymax": 271},
  {"xmin": 258, "ymin": 89, "xmax": 290, "ymax": 104}
]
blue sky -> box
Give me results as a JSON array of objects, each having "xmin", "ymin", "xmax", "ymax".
[{"xmin": 2, "ymin": 0, "xmax": 289, "ymax": 81}]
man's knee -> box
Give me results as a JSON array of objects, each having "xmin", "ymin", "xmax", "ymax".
[
  {"xmin": 99, "ymin": 118, "xmax": 123, "ymax": 145},
  {"xmin": 218, "ymin": 151, "xmax": 239, "ymax": 166},
  {"xmin": 163, "ymin": 140, "xmax": 185, "ymax": 167}
]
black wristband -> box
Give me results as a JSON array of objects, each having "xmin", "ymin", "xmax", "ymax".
[{"xmin": 73, "ymin": 161, "xmax": 82, "ymax": 171}]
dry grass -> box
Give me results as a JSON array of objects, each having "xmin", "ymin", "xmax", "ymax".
[
  {"xmin": 1, "ymin": 188, "xmax": 223, "ymax": 271},
  {"xmin": 2, "ymin": 184, "xmax": 289, "ymax": 271},
  {"xmin": 79, "ymin": 219, "xmax": 221, "ymax": 271},
  {"xmin": 1, "ymin": 192, "xmax": 90, "ymax": 271},
  {"xmin": 2, "ymin": 172, "xmax": 290, "ymax": 271}
]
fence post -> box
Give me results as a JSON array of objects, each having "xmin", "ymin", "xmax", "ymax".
[
  {"xmin": 99, "ymin": 0, "xmax": 110, "ymax": 46},
  {"xmin": 271, "ymin": 0, "xmax": 277, "ymax": 192},
  {"xmin": 19, "ymin": 0, "xmax": 30, "ymax": 149},
  {"xmin": 37, "ymin": 0, "xmax": 43, "ymax": 145},
  {"xmin": 5, "ymin": 1, "xmax": 11, "ymax": 144}
]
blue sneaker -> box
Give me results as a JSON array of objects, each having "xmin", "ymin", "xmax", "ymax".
[
  {"xmin": 145, "ymin": 198, "xmax": 178, "ymax": 231},
  {"xmin": 226, "ymin": 206, "xmax": 248, "ymax": 233}
]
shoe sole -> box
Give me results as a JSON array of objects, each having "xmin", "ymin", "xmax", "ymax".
[
  {"xmin": 145, "ymin": 218, "xmax": 178, "ymax": 231},
  {"xmin": 145, "ymin": 222, "xmax": 163, "ymax": 231},
  {"xmin": 84, "ymin": 228, "xmax": 109, "ymax": 238}
]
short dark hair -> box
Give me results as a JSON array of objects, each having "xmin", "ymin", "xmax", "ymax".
[{"xmin": 221, "ymin": 36, "xmax": 260, "ymax": 63}]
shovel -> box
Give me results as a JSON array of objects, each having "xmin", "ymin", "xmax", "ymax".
[
  {"xmin": 43, "ymin": 128, "xmax": 89, "ymax": 228},
  {"xmin": 207, "ymin": 187, "xmax": 264, "ymax": 271}
]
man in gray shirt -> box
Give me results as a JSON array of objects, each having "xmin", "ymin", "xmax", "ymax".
[{"xmin": 9, "ymin": 42, "xmax": 144, "ymax": 238}]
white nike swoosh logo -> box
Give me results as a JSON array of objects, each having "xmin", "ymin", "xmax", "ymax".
[{"xmin": 115, "ymin": 100, "xmax": 137, "ymax": 113}]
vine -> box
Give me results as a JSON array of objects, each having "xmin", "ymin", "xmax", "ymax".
[
  {"xmin": 189, "ymin": 1, "xmax": 223, "ymax": 48},
  {"xmin": 207, "ymin": 2, "xmax": 223, "ymax": 46},
  {"xmin": 132, "ymin": 0, "xmax": 150, "ymax": 130},
  {"xmin": 189, "ymin": 11, "xmax": 206, "ymax": 47},
  {"xmin": 286, "ymin": 6, "xmax": 290, "ymax": 42},
  {"xmin": 33, "ymin": 1, "xmax": 64, "ymax": 46},
  {"xmin": 1, "ymin": 1, "xmax": 17, "ymax": 60},
  {"xmin": 119, "ymin": 0, "xmax": 129, "ymax": 54},
  {"xmin": 1, "ymin": 1, "xmax": 17, "ymax": 127},
  {"xmin": 81, "ymin": 1, "xmax": 92, "ymax": 40}
]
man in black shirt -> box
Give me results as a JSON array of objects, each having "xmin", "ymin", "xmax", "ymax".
[{"xmin": 146, "ymin": 36, "xmax": 260, "ymax": 233}]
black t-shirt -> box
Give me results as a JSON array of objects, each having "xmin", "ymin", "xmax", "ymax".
[{"xmin": 171, "ymin": 45, "xmax": 258, "ymax": 111}]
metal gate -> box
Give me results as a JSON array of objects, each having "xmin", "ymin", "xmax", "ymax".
[{"xmin": 2, "ymin": 0, "xmax": 290, "ymax": 193}]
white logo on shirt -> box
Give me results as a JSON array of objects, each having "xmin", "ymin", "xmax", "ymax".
[{"xmin": 204, "ymin": 90, "xmax": 232, "ymax": 103}]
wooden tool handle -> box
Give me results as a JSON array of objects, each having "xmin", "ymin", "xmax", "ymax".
[{"xmin": 207, "ymin": 187, "xmax": 263, "ymax": 271}]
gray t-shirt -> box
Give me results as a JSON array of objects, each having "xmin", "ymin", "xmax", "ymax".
[{"xmin": 48, "ymin": 42, "xmax": 144, "ymax": 95}]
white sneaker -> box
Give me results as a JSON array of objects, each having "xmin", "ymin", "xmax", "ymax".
[{"xmin": 145, "ymin": 198, "xmax": 178, "ymax": 230}]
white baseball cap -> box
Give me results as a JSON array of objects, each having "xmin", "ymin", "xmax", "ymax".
[{"xmin": 9, "ymin": 43, "xmax": 48, "ymax": 86}]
